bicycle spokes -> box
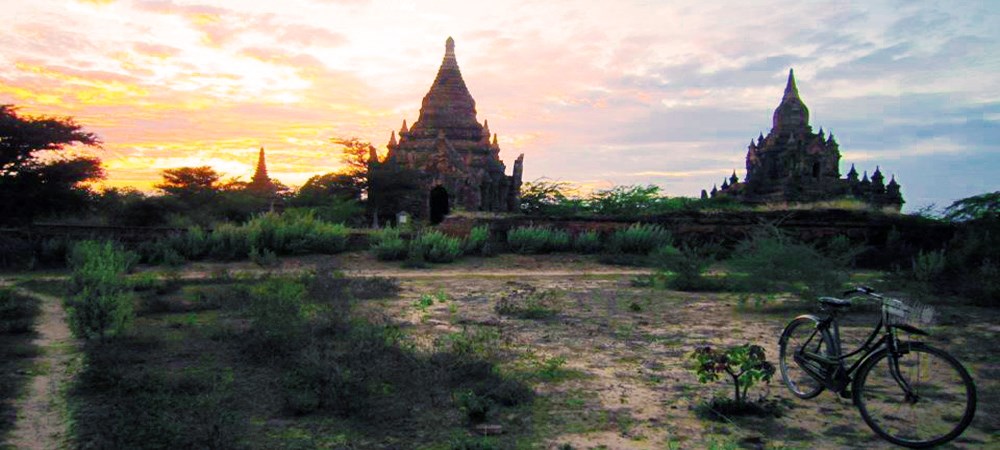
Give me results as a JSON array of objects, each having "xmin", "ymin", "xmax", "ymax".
[{"xmin": 856, "ymin": 346, "xmax": 974, "ymax": 446}]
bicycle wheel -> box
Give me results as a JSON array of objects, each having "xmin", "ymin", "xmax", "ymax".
[
  {"xmin": 779, "ymin": 315, "xmax": 834, "ymax": 399},
  {"xmin": 854, "ymin": 343, "xmax": 977, "ymax": 448}
]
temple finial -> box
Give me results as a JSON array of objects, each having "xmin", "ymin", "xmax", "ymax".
[
  {"xmin": 388, "ymin": 130, "xmax": 397, "ymax": 147},
  {"xmin": 784, "ymin": 68, "xmax": 799, "ymax": 99},
  {"xmin": 445, "ymin": 37, "xmax": 455, "ymax": 56}
]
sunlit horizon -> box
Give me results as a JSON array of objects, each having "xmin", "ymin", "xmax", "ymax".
[{"xmin": 3, "ymin": 0, "xmax": 997, "ymax": 209}]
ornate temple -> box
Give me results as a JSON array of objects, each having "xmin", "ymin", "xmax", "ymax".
[
  {"xmin": 247, "ymin": 147, "xmax": 277, "ymax": 196},
  {"xmin": 369, "ymin": 37, "xmax": 523, "ymax": 224},
  {"xmin": 706, "ymin": 69, "xmax": 903, "ymax": 210}
]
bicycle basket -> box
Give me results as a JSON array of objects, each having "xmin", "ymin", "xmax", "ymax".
[{"xmin": 883, "ymin": 298, "xmax": 935, "ymax": 326}]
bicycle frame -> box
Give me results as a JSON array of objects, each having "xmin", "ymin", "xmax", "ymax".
[{"xmin": 795, "ymin": 302, "xmax": 918, "ymax": 397}]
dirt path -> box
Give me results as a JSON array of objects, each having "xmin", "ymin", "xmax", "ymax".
[{"xmin": 5, "ymin": 285, "xmax": 78, "ymax": 449}]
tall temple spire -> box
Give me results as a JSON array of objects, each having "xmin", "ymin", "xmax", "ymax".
[
  {"xmin": 252, "ymin": 147, "xmax": 268, "ymax": 185},
  {"xmin": 248, "ymin": 146, "xmax": 276, "ymax": 195},
  {"xmin": 783, "ymin": 68, "xmax": 799, "ymax": 100},
  {"xmin": 772, "ymin": 68, "xmax": 810, "ymax": 132},
  {"xmin": 411, "ymin": 37, "xmax": 480, "ymax": 138}
]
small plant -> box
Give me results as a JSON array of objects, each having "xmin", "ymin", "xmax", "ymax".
[
  {"xmin": 413, "ymin": 294, "xmax": 435, "ymax": 311},
  {"xmin": 650, "ymin": 244, "xmax": 715, "ymax": 291},
  {"xmin": 690, "ymin": 344, "xmax": 775, "ymax": 407},
  {"xmin": 454, "ymin": 389, "xmax": 493, "ymax": 423},
  {"xmin": 607, "ymin": 223, "xmax": 672, "ymax": 255},
  {"xmin": 370, "ymin": 226, "xmax": 407, "ymax": 261}
]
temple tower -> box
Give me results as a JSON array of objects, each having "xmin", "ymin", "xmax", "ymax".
[{"xmin": 371, "ymin": 37, "xmax": 524, "ymax": 224}]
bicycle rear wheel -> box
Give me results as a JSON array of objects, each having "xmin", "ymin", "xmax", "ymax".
[
  {"xmin": 779, "ymin": 316, "xmax": 834, "ymax": 399},
  {"xmin": 854, "ymin": 343, "xmax": 976, "ymax": 448}
]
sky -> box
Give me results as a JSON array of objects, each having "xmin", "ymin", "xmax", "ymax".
[{"xmin": 2, "ymin": 0, "xmax": 998, "ymax": 211}]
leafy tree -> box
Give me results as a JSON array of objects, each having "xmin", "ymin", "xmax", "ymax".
[
  {"xmin": 0, "ymin": 105, "xmax": 103, "ymax": 224},
  {"xmin": 518, "ymin": 179, "xmax": 581, "ymax": 216},
  {"xmin": 942, "ymin": 191, "xmax": 999, "ymax": 222},
  {"xmin": 156, "ymin": 166, "xmax": 220, "ymax": 200},
  {"xmin": 296, "ymin": 172, "xmax": 362, "ymax": 203}
]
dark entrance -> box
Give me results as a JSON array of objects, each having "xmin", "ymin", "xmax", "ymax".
[
  {"xmin": 812, "ymin": 162, "xmax": 821, "ymax": 178},
  {"xmin": 429, "ymin": 185, "xmax": 450, "ymax": 224}
]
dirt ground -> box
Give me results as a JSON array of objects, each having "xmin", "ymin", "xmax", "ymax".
[
  {"xmin": 4, "ymin": 288, "xmax": 79, "ymax": 450},
  {"xmin": 4, "ymin": 252, "xmax": 997, "ymax": 449}
]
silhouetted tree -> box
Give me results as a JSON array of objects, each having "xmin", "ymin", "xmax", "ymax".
[{"xmin": 0, "ymin": 105, "xmax": 103, "ymax": 224}]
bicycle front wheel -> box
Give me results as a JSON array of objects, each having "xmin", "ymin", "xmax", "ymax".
[
  {"xmin": 854, "ymin": 343, "xmax": 977, "ymax": 448},
  {"xmin": 778, "ymin": 315, "xmax": 834, "ymax": 399}
]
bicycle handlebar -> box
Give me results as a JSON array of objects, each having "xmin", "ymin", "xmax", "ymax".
[{"xmin": 842, "ymin": 286, "xmax": 881, "ymax": 298}]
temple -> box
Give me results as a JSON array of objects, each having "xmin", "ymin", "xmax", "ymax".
[
  {"xmin": 247, "ymin": 147, "xmax": 278, "ymax": 196},
  {"xmin": 368, "ymin": 37, "xmax": 523, "ymax": 224},
  {"xmin": 709, "ymin": 69, "xmax": 903, "ymax": 210}
]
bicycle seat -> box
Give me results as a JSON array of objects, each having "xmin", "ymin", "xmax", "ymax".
[{"xmin": 819, "ymin": 297, "xmax": 852, "ymax": 308}]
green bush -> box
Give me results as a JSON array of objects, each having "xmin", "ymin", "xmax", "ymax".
[
  {"xmin": 246, "ymin": 278, "xmax": 308, "ymax": 356},
  {"xmin": 725, "ymin": 227, "xmax": 846, "ymax": 297},
  {"xmin": 911, "ymin": 249, "xmax": 946, "ymax": 283},
  {"xmin": 464, "ymin": 225, "xmax": 490, "ymax": 256},
  {"xmin": 506, "ymin": 226, "xmax": 570, "ymax": 254},
  {"xmin": 0, "ymin": 289, "xmax": 39, "ymax": 334},
  {"xmin": 607, "ymin": 223, "xmax": 672, "ymax": 254},
  {"xmin": 370, "ymin": 226, "xmax": 407, "ymax": 261},
  {"xmin": 66, "ymin": 241, "xmax": 137, "ymax": 341},
  {"xmin": 650, "ymin": 244, "xmax": 715, "ymax": 291},
  {"xmin": 409, "ymin": 231, "xmax": 462, "ymax": 263},
  {"xmin": 572, "ymin": 230, "xmax": 603, "ymax": 254}
]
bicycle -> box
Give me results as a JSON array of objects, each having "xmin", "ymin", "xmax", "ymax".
[{"xmin": 778, "ymin": 286, "xmax": 977, "ymax": 448}]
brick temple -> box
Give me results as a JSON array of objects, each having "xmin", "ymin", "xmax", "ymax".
[
  {"xmin": 369, "ymin": 37, "xmax": 523, "ymax": 224},
  {"xmin": 708, "ymin": 69, "xmax": 903, "ymax": 210}
]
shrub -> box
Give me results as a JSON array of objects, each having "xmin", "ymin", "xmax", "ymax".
[
  {"xmin": 725, "ymin": 227, "xmax": 845, "ymax": 297},
  {"xmin": 0, "ymin": 289, "xmax": 39, "ymax": 334},
  {"xmin": 454, "ymin": 389, "xmax": 493, "ymax": 423},
  {"xmin": 650, "ymin": 245, "xmax": 715, "ymax": 291},
  {"xmin": 249, "ymin": 246, "xmax": 279, "ymax": 267},
  {"xmin": 506, "ymin": 226, "xmax": 570, "ymax": 254},
  {"xmin": 572, "ymin": 230, "xmax": 603, "ymax": 254},
  {"xmin": 607, "ymin": 223, "xmax": 672, "ymax": 254},
  {"xmin": 65, "ymin": 241, "xmax": 137, "ymax": 341},
  {"xmin": 690, "ymin": 344, "xmax": 775, "ymax": 406},
  {"xmin": 370, "ymin": 226, "xmax": 407, "ymax": 261},
  {"xmin": 911, "ymin": 249, "xmax": 946, "ymax": 283},
  {"xmin": 409, "ymin": 231, "xmax": 462, "ymax": 263},
  {"xmin": 464, "ymin": 225, "xmax": 490, "ymax": 256},
  {"xmin": 246, "ymin": 278, "xmax": 308, "ymax": 356}
]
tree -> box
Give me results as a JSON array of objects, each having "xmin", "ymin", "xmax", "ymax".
[
  {"xmin": 942, "ymin": 191, "xmax": 999, "ymax": 222},
  {"xmin": 0, "ymin": 105, "xmax": 103, "ymax": 224}
]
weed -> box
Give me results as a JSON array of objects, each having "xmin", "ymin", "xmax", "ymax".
[
  {"xmin": 536, "ymin": 356, "xmax": 572, "ymax": 382},
  {"xmin": 414, "ymin": 294, "xmax": 435, "ymax": 311},
  {"xmin": 249, "ymin": 246, "xmax": 279, "ymax": 267},
  {"xmin": 494, "ymin": 285, "xmax": 561, "ymax": 319}
]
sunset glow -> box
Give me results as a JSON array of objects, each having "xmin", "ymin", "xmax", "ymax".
[{"xmin": 3, "ymin": 0, "xmax": 997, "ymax": 208}]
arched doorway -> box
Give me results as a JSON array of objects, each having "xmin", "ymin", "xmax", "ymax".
[
  {"xmin": 429, "ymin": 185, "xmax": 450, "ymax": 224},
  {"xmin": 812, "ymin": 162, "xmax": 821, "ymax": 178}
]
